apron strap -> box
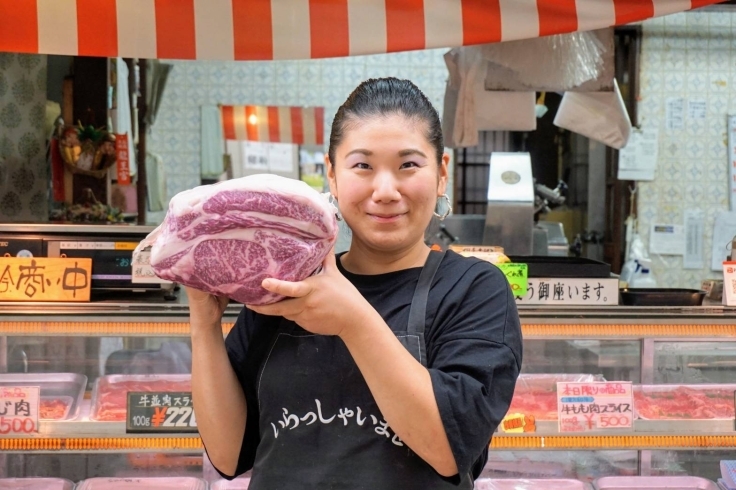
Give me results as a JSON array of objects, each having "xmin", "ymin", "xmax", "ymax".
[{"xmin": 407, "ymin": 250, "xmax": 445, "ymax": 336}]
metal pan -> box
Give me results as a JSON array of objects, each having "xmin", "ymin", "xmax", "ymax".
[{"xmin": 619, "ymin": 288, "xmax": 705, "ymax": 307}]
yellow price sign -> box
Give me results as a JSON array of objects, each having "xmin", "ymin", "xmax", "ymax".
[{"xmin": 0, "ymin": 257, "xmax": 92, "ymax": 302}]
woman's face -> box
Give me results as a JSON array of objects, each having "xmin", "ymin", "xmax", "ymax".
[{"xmin": 327, "ymin": 113, "xmax": 449, "ymax": 255}]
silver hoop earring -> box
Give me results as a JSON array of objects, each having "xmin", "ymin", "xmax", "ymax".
[
  {"xmin": 434, "ymin": 194, "xmax": 452, "ymax": 221},
  {"xmin": 327, "ymin": 193, "xmax": 342, "ymax": 221}
]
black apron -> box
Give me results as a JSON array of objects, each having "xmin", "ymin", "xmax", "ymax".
[{"xmin": 249, "ymin": 251, "xmax": 473, "ymax": 489}]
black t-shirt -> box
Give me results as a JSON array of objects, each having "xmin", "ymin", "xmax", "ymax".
[{"xmin": 218, "ymin": 250, "xmax": 522, "ymax": 482}]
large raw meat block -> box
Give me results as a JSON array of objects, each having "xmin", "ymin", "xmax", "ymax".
[{"xmin": 136, "ymin": 174, "xmax": 338, "ymax": 305}]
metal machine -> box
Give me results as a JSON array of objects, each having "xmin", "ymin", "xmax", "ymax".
[{"xmin": 433, "ymin": 152, "xmax": 569, "ymax": 256}]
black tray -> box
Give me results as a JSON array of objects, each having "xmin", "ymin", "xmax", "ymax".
[
  {"xmin": 619, "ymin": 288, "xmax": 706, "ymax": 307},
  {"xmin": 507, "ymin": 256, "xmax": 611, "ymax": 278}
]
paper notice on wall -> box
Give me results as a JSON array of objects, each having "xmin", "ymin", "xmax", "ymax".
[
  {"xmin": 711, "ymin": 211, "xmax": 736, "ymax": 271},
  {"xmin": 268, "ymin": 143, "xmax": 297, "ymax": 173},
  {"xmin": 650, "ymin": 224, "xmax": 685, "ymax": 255},
  {"xmin": 666, "ymin": 97, "xmax": 685, "ymax": 131},
  {"xmin": 683, "ymin": 209, "xmax": 705, "ymax": 269},
  {"xmin": 243, "ymin": 141, "xmax": 269, "ymax": 171},
  {"xmin": 728, "ymin": 115, "xmax": 736, "ymax": 211},
  {"xmin": 688, "ymin": 99, "xmax": 707, "ymax": 122},
  {"xmin": 618, "ymin": 128, "xmax": 659, "ymax": 181}
]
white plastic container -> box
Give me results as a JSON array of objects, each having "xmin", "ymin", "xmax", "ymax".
[
  {"xmin": 475, "ymin": 479, "xmax": 589, "ymax": 489},
  {"xmin": 594, "ymin": 476, "xmax": 718, "ymax": 490},
  {"xmin": 76, "ymin": 477, "xmax": 206, "ymax": 490},
  {"xmin": 211, "ymin": 478, "xmax": 251, "ymax": 490},
  {"xmin": 0, "ymin": 478, "xmax": 74, "ymax": 490}
]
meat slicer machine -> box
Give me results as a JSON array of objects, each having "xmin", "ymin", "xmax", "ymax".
[{"xmin": 435, "ymin": 152, "xmax": 568, "ymax": 256}]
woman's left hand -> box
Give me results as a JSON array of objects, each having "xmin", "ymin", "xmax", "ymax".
[{"xmin": 246, "ymin": 251, "xmax": 372, "ymax": 337}]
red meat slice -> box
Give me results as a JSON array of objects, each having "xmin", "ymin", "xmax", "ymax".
[
  {"xmin": 634, "ymin": 386, "xmax": 735, "ymax": 420},
  {"xmin": 507, "ymin": 391, "xmax": 560, "ymax": 420},
  {"xmin": 40, "ymin": 398, "xmax": 71, "ymax": 420}
]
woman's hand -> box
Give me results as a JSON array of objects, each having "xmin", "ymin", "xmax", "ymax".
[
  {"xmin": 186, "ymin": 286, "xmax": 229, "ymax": 332},
  {"xmin": 246, "ymin": 251, "xmax": 373, "ymax": 338}
]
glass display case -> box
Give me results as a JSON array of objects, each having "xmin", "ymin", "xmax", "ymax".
[{"xmin": 0, "ymin": 301, "xmax": 735, "ymax": 486}]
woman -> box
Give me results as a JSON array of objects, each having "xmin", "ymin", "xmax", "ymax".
[{"xmin": 188, "ymin": 78, "xmax": 522, "ymax": 489}]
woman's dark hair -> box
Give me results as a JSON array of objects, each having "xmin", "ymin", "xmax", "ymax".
[{"xmin": 328, "ymin": 77, "xmax": 443, "ymax": 166}]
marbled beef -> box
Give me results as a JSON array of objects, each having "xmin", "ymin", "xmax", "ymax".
[{"xmin": 136, "ymin": 174, "xmax": 338, "ymax": 305}]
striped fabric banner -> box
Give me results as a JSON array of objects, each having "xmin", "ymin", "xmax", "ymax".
[
  {"xmin": 221, "ymin": 105, "xmax": 324, "ymax": 145},
  {"xmin": 0, "ymin": 0, "xmax": 722, "ymax": 60}
]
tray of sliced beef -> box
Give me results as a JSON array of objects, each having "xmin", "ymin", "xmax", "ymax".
[
  {"xmin": 634, "ymin": 385, "xmax": 736, "ymax": 420},
  {"xmin": 0, "ymin": 373, "xmax": 86, "ymax": 421},
  {"xmin": 0, "ymin": 478, "xmax": 74, "ymax": 490},
  {"xmin": 90, "ymin": 374, "xmax": 191, "ymax": 422},
  {"xmin": 475, "ymin": 479, "xmax": 590, "ymax": 489},
  {"xmin": 594, "ymin": 476, "xmax": 718, "ymax": 489},
  {"xmin": 40, "ymin": 396, "xmax": 74, "ymax": 420},
  {"xmin": 77, "ymin": 478, "xmax": 206, "ymax": 490},
  {"xmin": 507, "ymin": 374, "xmax": 606, "ymax": 421}
]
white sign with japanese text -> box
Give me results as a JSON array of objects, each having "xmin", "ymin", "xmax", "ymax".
[
  {"xmin": 557, "ymin": 381, "xmax": 633, "ymax": 432},
  {"xmin": 515, "ymin": 277, "xmax": 619, "ymax": 305},
  {"xmin": 131, "ymin": 248, "xmax": 172, "ymax": 285},
  {"xmin": 0, "ymin": 386, "xmax": 40, "ymax": 434}
]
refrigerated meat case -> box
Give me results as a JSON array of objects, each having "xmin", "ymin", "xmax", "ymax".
[{"xmin": 1, "ymin": 302, "xmax": 736, "ymax": 484}]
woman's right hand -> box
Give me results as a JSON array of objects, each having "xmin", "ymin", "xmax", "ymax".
[{"xmin": 185, "ymin": 286, "xmax": 229, "ymax": 332}]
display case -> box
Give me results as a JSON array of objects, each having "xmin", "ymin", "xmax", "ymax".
[{"xmin": 0, "ymin": 301, "xmax": 735, "ymax": 485}]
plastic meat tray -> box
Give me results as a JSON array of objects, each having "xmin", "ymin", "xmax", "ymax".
[
  {"xmin": 76, "ymin": 477, "xmax": 206, "ymax": 490},
  {"xmin": 508, "ymin": 374, "xmax": 606, "ymax": 421},
  {"xmin": 594, "ymin": 476, "xmax": 719, "ymax": 490},
  {"xmin": 475, "ymin": 479, "xmax": 590, "ymax": 490},
  {"xmin": 0, "ymin": 373, "xmax": 87, "ymax": 421},
  {"xmin": 211, "ymin": 478, "xmax": 251, "ymax": 490},
  {"xmin": 634, "ymin": 384, "xmax": 736, "ymax": 420},
  {"xmin": 0, "ymin": 478, "xmax": 74, "ymax": 490},
  {"xmin": 90, "ymin": 374, "xmax": 191, "ymax": 422}
]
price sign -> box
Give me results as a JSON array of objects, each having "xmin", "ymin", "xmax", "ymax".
[
  {"xmin": 497, "ymin": 263, "xmax": 528, "ymax": 297},
  {"xmin": 126, "ymin": 392, "xmax": 197, "ymax": 433},
  {"xmin": 500, "ymin": 413, "xmax": 536, "ymax": 433},
  {"xmin": 557, "ymin": 382, "xmax": 633, "ymax": 432},
  {"xmin": 0, "ymin": 257, "xmax": 91, "ymax": 302},
  {"xmin": 0, "ymin": 386, "xmax": 40, "ymax": 434},
  {"xmin": 116, "ymin": 133, "xmax": 131, "ymax": 185},
  {"xmin": 131, "ymin": 247, "xmax": 172, "ymax": 285}
]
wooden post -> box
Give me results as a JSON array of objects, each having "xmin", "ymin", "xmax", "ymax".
[{"xmin": 136, "ymin": 60, "xmax": 148, "ymax": 225}]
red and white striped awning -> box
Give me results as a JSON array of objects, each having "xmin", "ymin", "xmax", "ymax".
[
  {"xmin": 221, "ymin": 105, "xmax": 324, "ymax": 145},
  {"xmin": 0, "ymin": 0, "xmax": 722, "ymax": 61}
]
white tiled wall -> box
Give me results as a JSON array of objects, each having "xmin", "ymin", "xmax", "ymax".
[
  {"xmin": 637, "ymin": 10, "xmax": 735, "ymax": 288},
  {"xmin": 148, "ymin": 50, "xmax": 449, "ymax": 223}
]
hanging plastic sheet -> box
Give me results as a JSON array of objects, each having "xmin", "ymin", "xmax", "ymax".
[{"xmin": 553, "ymin": 78, "xmax": 632, "ymax": 149}]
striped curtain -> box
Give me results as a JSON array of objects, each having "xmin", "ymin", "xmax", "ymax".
[
  {"xmin": 0, "ymin": 0, "xmax": 721, "ymax": 61},
  {"xmin": 220, "ymin": 105, "xmax": 324, "ymax": 146}
]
